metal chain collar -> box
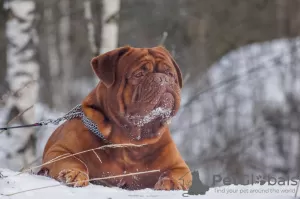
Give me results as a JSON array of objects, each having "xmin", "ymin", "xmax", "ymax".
[{"xmin": 39, "ymin": 104, "xmax": 108, "ymax": 142}]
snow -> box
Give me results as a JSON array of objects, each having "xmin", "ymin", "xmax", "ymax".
[
  {"xmin": 9, "ymin": 1, "xmax": 35, "ymax": 20},
  {"xmin": 128, "ymin": 107, "xmax": 172, "ymax": 127},
  {"xmin": 0, "ymin": 169, "xmax": 298, "ymax": 199}
]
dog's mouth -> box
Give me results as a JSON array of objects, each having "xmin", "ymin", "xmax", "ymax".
[
  {"xmin": 127, "ymin": 92, "xmax": 174, "ymax": 125},
  {"xmin": 128, "ymin": 107, "xmax": 172, "ymax": 127},
  {"xmin": 126, "ymin": 113, "xmax": 173, "ymax": 141},
  {"xmin": 125, "ymin": 92, "xmax": 177, "ymax": 140}
]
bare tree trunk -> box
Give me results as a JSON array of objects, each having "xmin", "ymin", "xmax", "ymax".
[
  {"xmin": 100, "ymin": 0, "xmax": 120, "ymax": 54},
  {"xmin": 85, "ymin": 0, "xmax": 120, "ymax": 83},
  {"xmin": 83, "ymin": 0, "xmax": 100, "ymax": 57},
  {"xmin": 34, "ymin": 0, "xmax": 52, "ymax": 108},
  {"xmin": 0, "ymin": 0, "xmax": 7, "ymax": 99},
  {"xmin": 5, "ymin": 0, "xmax": 39, "ymax": 124},
  {"xmin": 54, "ymin": 0, "xmax": 72, "ymax": 111},
  {"xmin": 2, "ymin": 0, "xmax": 40, "ymax": 170}
]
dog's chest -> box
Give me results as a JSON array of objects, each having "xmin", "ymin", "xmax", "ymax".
[{"xmin": 89, "ymin": 149, "xmax": 160, "ymax": 189}]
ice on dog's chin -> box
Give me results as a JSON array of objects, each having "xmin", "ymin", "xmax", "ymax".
[
  {"xmin": 165, "ymin": 119, "xmax": 172, "ymax": 125},
  {"xmin": 136, "ymin": 135, "xmax": 141, "ymax": 140},
  {"xmin": 128, "ymin": 107, "xmax": 172, "ymax": 127}
]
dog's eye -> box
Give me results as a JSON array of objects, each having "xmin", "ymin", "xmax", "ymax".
[
  {"xmin": 135, "ymin": 71, "xmax": 144, "ymax": 78},
  {"xmin": 142, "ymin": 64, "xmax": 148, "ymax": 71}
]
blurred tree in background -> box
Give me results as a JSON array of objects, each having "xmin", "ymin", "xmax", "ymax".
[
  {"xmin": 2, "ymin": 0, "xmax": 299, "ymax": 111},
  {"xmin": 0, "ymin": 0, "xmax": 7, "ymax": 98}
]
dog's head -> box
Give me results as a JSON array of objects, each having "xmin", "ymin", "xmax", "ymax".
[{"xmin": 90, "ymin": 46, "xmax": 182, "ymax": 142}]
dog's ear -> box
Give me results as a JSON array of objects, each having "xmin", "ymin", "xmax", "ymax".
[
  {"xmin": 156, "ymin": 46, "xmax": 183, "ymax": 88},
  {"xmin": 91, "ymin": 46, "xmax": 131, "ymax": 88}
]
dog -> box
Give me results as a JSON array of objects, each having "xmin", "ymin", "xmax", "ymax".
[{"xmin": 38, "ymin": 46, "xmax": 192, "ymax": 190}]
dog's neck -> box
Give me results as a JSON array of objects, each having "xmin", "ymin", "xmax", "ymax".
[
  {"xmin": 81, "ymin": 85, "xmax": 112, "ymax": 140},
  {"xmin": 81, "ymin": 84, "xmax": 171, "ymax": 145}
]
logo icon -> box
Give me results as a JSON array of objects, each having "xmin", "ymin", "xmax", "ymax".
[
  {"xmin": 256, "ymin": 175, "xmax": 267, "ymax": 185},
  {"xmin": 182, "ymin": 170, "xmax": 210, "ymax": 197}
]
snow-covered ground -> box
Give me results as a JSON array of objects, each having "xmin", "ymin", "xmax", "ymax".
[
  {"xmin": 0, "ymin": 169, "xmax": 298, "ymax": 199},
  {"xmin": 0, "ymin": 103, "xmax": 63, "ymax": 171}
]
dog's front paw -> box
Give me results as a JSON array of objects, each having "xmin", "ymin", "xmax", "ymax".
[
  {"xmin": 154, "ymin": 176, "xmax": 187, "ymax": 191},
  {"xmin": 58, "ymin": 169, "xmax": 89, "ymax": 187}
]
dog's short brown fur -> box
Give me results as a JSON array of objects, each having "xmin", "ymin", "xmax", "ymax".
[{"xmin": 39, "ymin": 46, "xmax": 192, "ymax": 190}]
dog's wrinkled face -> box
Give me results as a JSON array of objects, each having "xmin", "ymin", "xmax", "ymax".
[{"xmin": 91, "ymin": 46, "xmax": 182, "ymax": 141}]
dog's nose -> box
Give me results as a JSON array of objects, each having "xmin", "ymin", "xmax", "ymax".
[{"xmin": 154, "ymin": 74, "xmax": 170, "ymax": 84}]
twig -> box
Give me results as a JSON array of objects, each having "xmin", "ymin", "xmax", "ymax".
[
  {"xmin": 295, "ymin": 180, "xmax": 300, "ymax": 198},
  {"xmin": 19, "ymin": 156, "xmax": 42, "ymax": 172},
  {"xmin": 73, "ymin": 155, "xmax": 89, "ymax": 176},
  {"xmin": 14, "ymin": 143, "xmax": 147, "ymax": 177},
  {"xmin": 0, "ymin": 105, "xmax": 34, "ymax": 134},
  {"xmin": 2, "ymin": 170, "xmax": 160, "ymax": 196},
  {"xmin": 0, "ymin": 80, "xmax": 37, "ymax": 103},
  {"xmin": 1, "ymin": 184, "xmax": 62, "ymax": 196},
  {"xmin": 92, "ymin": 149, "xmax": 102, "ymax": 163},
  {"xmin": 46, "ymin": 153, "xmax": 72, "ymax": 164},
  {"xmin": 0, "ymin": 171, "xmax": 4, "ymax": 178},
  {"xmin": 7, "ymin": 105, "xmax": 34, "ymax": 125}
]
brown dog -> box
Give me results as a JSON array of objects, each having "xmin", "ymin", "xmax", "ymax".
[{"xmin": 39, "ymin": 46, "xmax": 192, "ymax": 190}]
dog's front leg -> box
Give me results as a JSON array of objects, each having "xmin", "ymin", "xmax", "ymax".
[
  {"xmin": 154, "ymin": 165, "xmax": 192, "ymax": 191},
  {"xmin": 40, "ymin": 150, "xmax": 89, "ymax": 187}
]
